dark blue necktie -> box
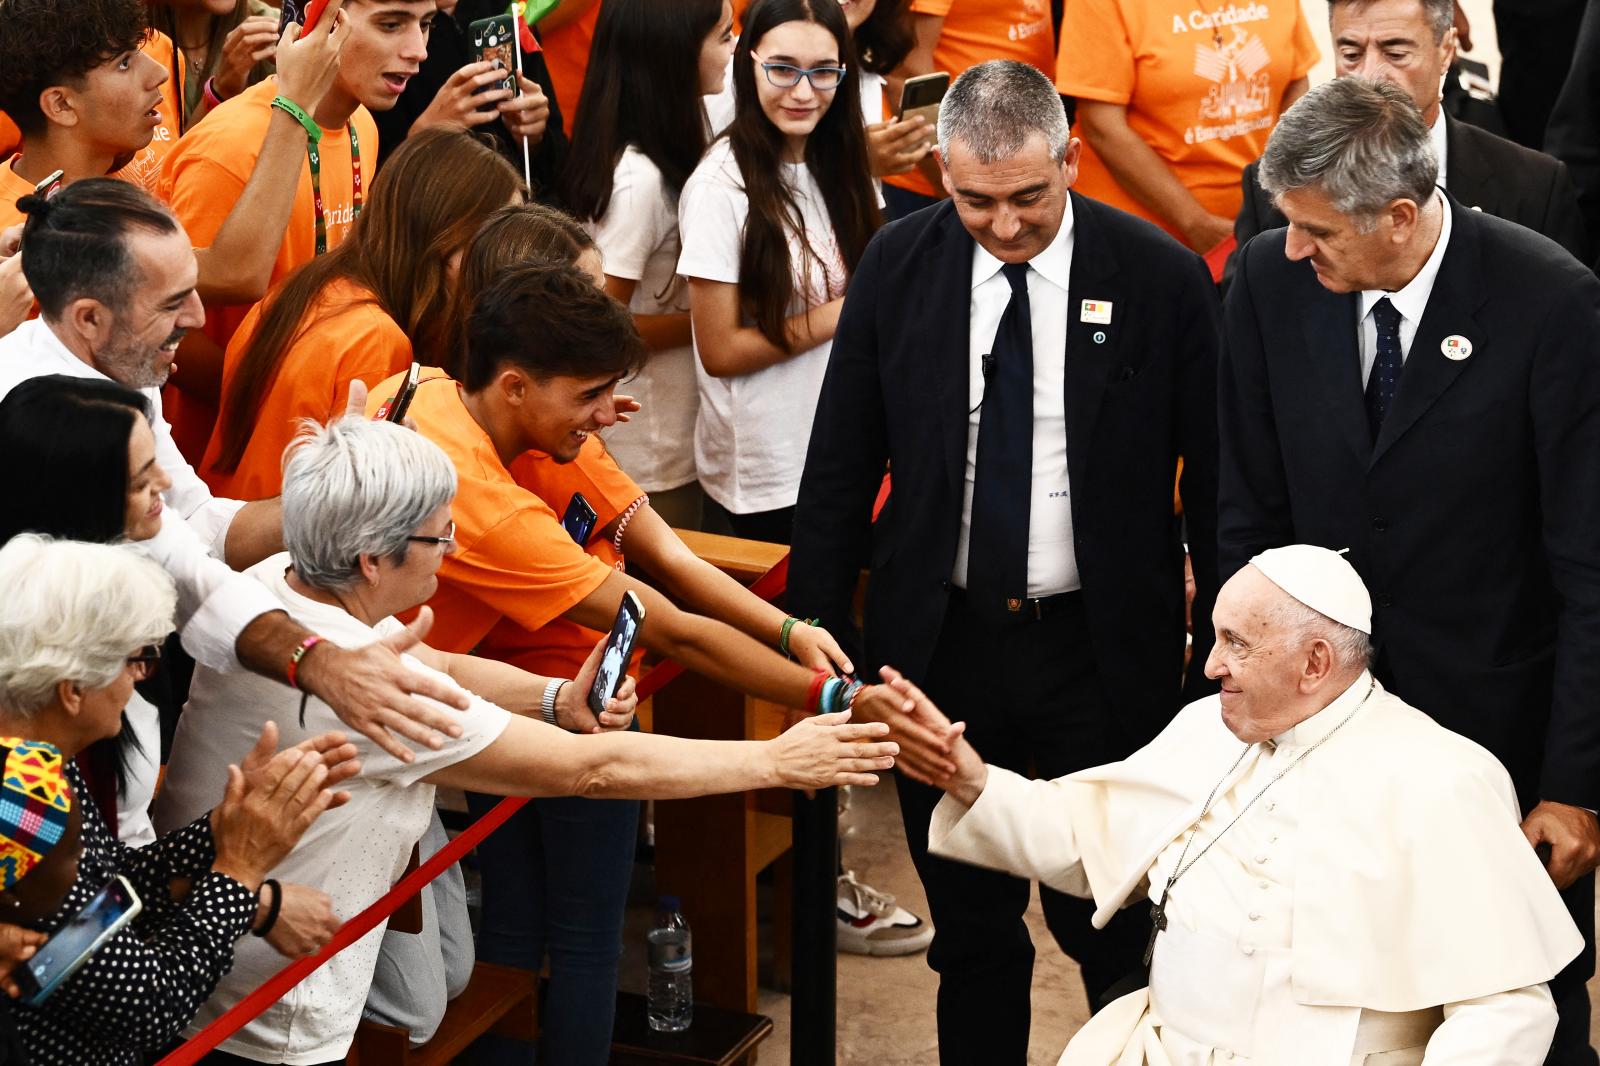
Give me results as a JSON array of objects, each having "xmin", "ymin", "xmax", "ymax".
[
  {"xmin": 1365, "ymin": 296, "xmax": 1404, "ymax": 437},
  {"xmin": 966, "ymin": 262, "xmax": 1033, "ymax": 612}
]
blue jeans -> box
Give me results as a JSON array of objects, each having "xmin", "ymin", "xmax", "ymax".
[{"xmin": 464, "ymin": 788, "xmax": 641, "ymax": 1066}]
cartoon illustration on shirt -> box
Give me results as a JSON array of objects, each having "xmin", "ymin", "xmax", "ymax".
[{"xmin": 1194, "ymin": 26, "xmax": 1273, "ymax": 121}]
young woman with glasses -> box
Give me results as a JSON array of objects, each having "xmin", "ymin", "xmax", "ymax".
[
  {"xmin": 678, "ymin": 0, "xmax": 881, "ymax": 544},
  {"xmin": 562, "ymin": 0, "xmax": 736, "ymax": 532}
]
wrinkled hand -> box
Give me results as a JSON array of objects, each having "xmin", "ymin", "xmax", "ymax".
[
  {"xmin": 874, "ymin": 666, "xmax": 984, "ymax": 803},
  {"xmin": 784, "ymin": 621, "xmax": 853, "ymax": 676},
  {"xmin": 263, "ymin": 883, "xmax": 341, "ymax": 959},
  {"xmin": 1521, "ymin": 800, "xmax": 1600, "ymax": 889},
  {"xmin": 768, "ymin": 709, "xmax": 897, "ymax": 790},
  {"xmin": 850, "ymin": 670, "xmax": 958, "ymax": 785},
  {"xmin": 556, "ymin": 638, "xmax": 639, "ymax": 733},
  {"xmin": 0, "ymin": 254, "xmax": 32, "ymax": 341},
  {"xmin": 866, "ymin": 115, "xmax": 932, "ymax": 177},
  {"xmin": 210, "ymin": 744, "xmax": 342, "ymax": 888},
  {"xmin": 294, "ymin": 608, "xmax": 471, "ymax": 764},
  {"xmin": 499, "ymin": 75, "xmax": 549, "ymax": 147},
  {"xmin": 0, "ymin": 925, "xmax": 46, "ymax": 999},
  {"xmin": 612, "ymin": 394, "xmax": 641, "ymax": 424},
  {"xmin": 214, "ymin": 14, "xmax": 282, "ymax": 99},
  {"xmin": 411, "ymin": 61, "xmax": 516, "ymax": 134},
  {"xmin": 239, "ymin": 720, "xmax": 360, "ymax": 809},
  {"xmin": 273, "ymin": 0, "xmax": 351, "ymax": 114}
]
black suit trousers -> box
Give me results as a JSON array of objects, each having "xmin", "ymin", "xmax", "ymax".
[{"xmin": 894, "ymin": 592, "xmax": 1150, "ymax": 1065}]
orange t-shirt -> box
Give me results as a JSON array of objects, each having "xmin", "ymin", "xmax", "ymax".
[
  {"xmin": 541, "ymin": 4, "xmax": 600, "ymax": 137},
  {"xmin": 1056, "ymin": 0, "xmax": 1317, "ymax": 244},
  {"xmin": 475, "ymin": 438, "xmax": 648, "ymax": 678},
  {"xmin": 364, "ymin": 370, "xmax": 617, "ymax": 657},
  {"xmin": 112, "ymin": 31, "xmax": 186, "ymax": 196},
  {"xmin": 160, "ymin": 76, "xmax": 376, "ymax": 353},
  {"xmin": 0, "ymin": 157, "xmax": 36, "ymax": 231},
  {"xmin": 201, "ymin": 278, "xmax": 412, "ymax": 500},
  {"xmin": 885, "ymin": 0, "xmax": 1055, "ymax": 199}
]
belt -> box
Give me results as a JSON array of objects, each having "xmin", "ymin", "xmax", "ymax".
[{"xmin": 948, "ymin": 586, "xmax": 1082, "ymax": 621}]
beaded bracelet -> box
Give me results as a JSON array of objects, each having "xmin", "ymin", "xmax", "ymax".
[
  {"xmin": 286, "ymin": 635, "xmax": 324, "ymax": 690},
  {"xmin": 841, "ymin": 679, "xmax": 865, "ymax": 712},
  {"xmin": 612, "ymin": 495, "xmax": 649, "ymax": 555}
]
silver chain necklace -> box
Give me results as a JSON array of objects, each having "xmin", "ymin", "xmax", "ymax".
[{"xmin": 1143, "ymin": 675, "xmax": 1376, "ymax": 967}]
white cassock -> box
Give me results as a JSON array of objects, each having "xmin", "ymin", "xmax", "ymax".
[{"xmin": 929, "ymin": 673, "xmax": 1582, "ymax": 1066}]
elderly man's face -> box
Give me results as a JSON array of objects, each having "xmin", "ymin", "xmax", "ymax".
[
  {"xmin": 1276, "ymin": 184, "xmax": 1399, "ymax": 293},
  {"xmin": 1331, "ymin": 0, "xmax": 1454, "ymax": 125},
  {"xmin": 1204, "ymin": 567, "xmax": 1319, "ymax": 742},
  {"xmin": 941, "ymin": 132, "xmax": 1079, "ymax": 264},
  {"xmin": 92, "ymin": 228, "xmax": 203, "ymax": 390}
]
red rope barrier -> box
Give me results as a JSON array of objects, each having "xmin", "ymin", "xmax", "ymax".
[{"xmin": 156, "ymin": 552, "xmax": 792, "ymax": 1064}]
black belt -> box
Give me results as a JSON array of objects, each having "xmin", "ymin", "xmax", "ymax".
[{"xmin": 948, "ymin": 586, "xmax": 1082, "ymax": 621}]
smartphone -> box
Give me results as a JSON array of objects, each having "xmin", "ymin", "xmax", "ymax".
[
  {"xmin": 278, "ymin": 0, "xmax": 332, "ymax": 36},
  {"xmin": 898, "ymin": 71, "xmax": 950, "ymax": 137},
  {"xmin": 374, "ymin": 362, "xmax": 422, "ymax": 423},
  {"xmin": 562, "ymin": 492, "xmax": 598, "ymax": 546},
  {"xmin": 589, "ymin": 591, "xmax": 645, "ymax": 716},
  {"xmin": 31, "ymin": 169, "xmax": 64, "ymax": 199},
  {"xmin": 468, "ymin": 14, "xmax": 520, "ymax": 99},
  {"xmin": 15, "ymin": 876, "xmax": 142, "ymax": 1005}
]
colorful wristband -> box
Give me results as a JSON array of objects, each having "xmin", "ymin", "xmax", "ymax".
[
  {"xmin": 819, "ymin": 677, "xmax": 847, "ymax": 714},
  {"xmin": 286, "ymin": 635, "xmax": 324, "ymax": 691},
  {"xmin": 841, "ymin": 679, "xmax": 865, "ymax": 713},
  {"xmin": 805, "ymin": 669, "xmax": 828, "ymax": 713},
  {"xmin": 202, "ymin": 76, "xmax": 226, "ymax": 110},
  {"xmin": 271, "ymin": 95, "xmax": 322, "ymax": 144}
]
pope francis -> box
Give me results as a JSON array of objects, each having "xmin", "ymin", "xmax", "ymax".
[{"xmin": 884, "ymin": 546, "xmax": 1582, "ymax": 1065}]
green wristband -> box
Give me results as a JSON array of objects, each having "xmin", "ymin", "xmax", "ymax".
[{"xmin": 271, "ymin": 95, "xmax": 322, "ymax": 144}]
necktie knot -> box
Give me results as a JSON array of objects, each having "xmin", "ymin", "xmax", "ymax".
[
  {"xmin": 1372, "ymin": 296, "xmax": 1402, "ymax": 333},
  {"xmin": 1001, "ymin": 261, "xmax": 1030, "ymax": 295}
]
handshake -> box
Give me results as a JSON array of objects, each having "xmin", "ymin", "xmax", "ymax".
[{"xmin": 851, "ymin": 669, "xmax": 988, "ymax": 807}]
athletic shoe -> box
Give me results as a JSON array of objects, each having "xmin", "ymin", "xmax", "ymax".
[{"xmin": 835, "ymin": 869, "xmax": 933, "ymax": 956}]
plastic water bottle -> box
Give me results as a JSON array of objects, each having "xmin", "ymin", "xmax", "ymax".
[{"xmin": 647, "ymin": 896, "xmax": 693, "ymax": 1033}]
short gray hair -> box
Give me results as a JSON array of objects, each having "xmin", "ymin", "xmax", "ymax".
[
  {"xmin": 1259, "ymin": 78, "xmax": 1437, "ymax": 230},
  {"xmin": 0, "ymin": 535, "xmax": 176, "ymax": 716},
  {"xmin": 1327, "ymin": 0, "xmax": 1453, "ymax": 42},
  {"xmin": 938, "ymin": 60, "xmax": 1071, "ymax": 165},
  {"xmin": 281, "ymin": 417, "xmax": 458, "ymax": 592},
  {"xmin": 1267, "ymin": 593, "xmax": 1374, "ymax": 673}
]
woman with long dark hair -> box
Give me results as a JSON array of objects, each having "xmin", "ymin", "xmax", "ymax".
[
  {"xmin": 201, "ymin": 128, "xmax": 524, "ymax": 500},
  {"xmin": 563, "ymin": 0, "xmax": 735, "ymax": 531},
  {"xmin": 678, "ymin": 0, "xmax": 881, "ymax": 544},
  {"xmin": 148, "ymin": 0, "xmax": 278, "ymax": 127}
]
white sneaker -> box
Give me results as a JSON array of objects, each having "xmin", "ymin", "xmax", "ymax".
[{"xmin": 836, "ymin": 870, "xmax": 933, "ymax": 956}]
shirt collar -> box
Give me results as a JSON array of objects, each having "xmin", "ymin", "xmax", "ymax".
[
  {"xmin": 970, "ymin": 195, "xmax": 1075, "ymax": 293},
  {"xmin": 1357, "ymin": 189, "xmax": 1452, "ymax": 328},
  {"xmin": 1271, "ymin": 671, "xmax": 1375, "ymax": 750}
]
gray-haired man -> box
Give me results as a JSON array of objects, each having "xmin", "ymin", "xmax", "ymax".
[
  {"xmin": 791, "ymin": 59, "xmax": 1221, "ymax": 1062},
  {"xmin": 1220, "ymin": 76, "xmax": 1600, "ymax": 1063}
]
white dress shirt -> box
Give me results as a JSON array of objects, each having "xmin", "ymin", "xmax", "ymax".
[
  {"xmin": 1357, "ymin": 191, "xmax": 1453, "ymax": 387},
  {"xmin": 1430, "ymin": 109, "xmax": 1449, "ymax": 189},
  {"xmin": 952, "ymin": 201, "xmax": 1080, "ymax": 597},
  {"xmin": 0, "ymin": 319, "xmax": 278, "ymax": 670}
]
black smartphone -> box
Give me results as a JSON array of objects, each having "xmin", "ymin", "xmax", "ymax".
[
  {"xmin": 468, "ymin": 14, "xmax": 520, "ymax": 99},
  {"xmin": 589, "ymin": 591, "xmax": 645, "ymax": 716},
  {"xmin": 898, "ymin": 71, "xmax": 950, "ymax": 132},
  {"xmin": 16, "ymin": 876, "xmax": 142, "ymax": 1005},
  {"xmin": 374, "ymin": 362, "xmax": 421, "ymax": 423},
  {"xmin": 562, "ymin": 492, "xmax": 598, "ymax": 546}
]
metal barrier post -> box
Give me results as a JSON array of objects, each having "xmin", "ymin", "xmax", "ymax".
[{"xmin": 790, "ymin": 785, "xmax": 837, "ymax": 1064}]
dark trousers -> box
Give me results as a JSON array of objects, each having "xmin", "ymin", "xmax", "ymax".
[
  {"xmin": 1547, "ymin": 872, "xmax": 1598, "ymax": 1065},
  {"xmin": 894, "ymin": 592, "xmax": 1151, "ymax": 1065}
]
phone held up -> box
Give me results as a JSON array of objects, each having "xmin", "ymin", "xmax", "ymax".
[
  {"xmin": 373, "ymin": 362, "xmax": 422, "ymax": 424},
  {"xmin": 590, "ymin": 591, "xmax": 645, "ymax": 718},
  {"xmin": 898, "ymin": 71, "xmax": 950, "ymax": 145},
  {"xmin": 278, "ymin": 0, "xmax": 333, "ymax": 36},
  {"xmin": 15, "ymin": 876, "xmax": 142, "ymax": 1005},
  {"xmin": 468, "ymin": 14, "xmax": 520, "ymax": 99},
  {"xmin": 562, "ymin": 492, "xmax": 599, "ymax": 546}
]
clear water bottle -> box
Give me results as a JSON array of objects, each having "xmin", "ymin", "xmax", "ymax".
[{"xmin": 647, "ymin": 896, "xmax": 693, "ymax": 1033}]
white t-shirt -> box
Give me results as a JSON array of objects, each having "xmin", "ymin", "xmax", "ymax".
[
  {"xmin": 677, "ymin": 138, "xmax": 849, "ymax": 514},
  {"xmin": 590, "ymin": 146, "xmax": 698, "ymax": 493},
  {"xmin": 117, "ymin": 691, "xmax": 162, "ymax": 848},
  {"xmin": 153, "ymin": 554, "xmax": 510, "ymax": 1065}
]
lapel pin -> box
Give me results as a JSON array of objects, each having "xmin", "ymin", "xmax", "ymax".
[
  {"xmin": 1441, "ymin": 335, "xmax": 1473, "ymax": 361},
  {"xmin": 1093, "ymin": 331, "xmax": 1107, "ymax": 345},
  {"xmin": 1080, "ymin": 299, "xmax": 1113, "ymax": 325}
]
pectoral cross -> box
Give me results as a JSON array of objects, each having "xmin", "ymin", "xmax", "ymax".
[{"xmin": 1143, "ymin": 877, "xmax": 1173, "ymax": 967}]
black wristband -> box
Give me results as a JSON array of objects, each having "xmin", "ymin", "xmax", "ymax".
[{"xmin": 251, "ymin": 878, "xmax": 282, "ymax": 938}]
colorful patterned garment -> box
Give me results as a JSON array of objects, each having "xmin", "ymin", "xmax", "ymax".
[{"xmin": 0, "ymin": 738, "xmax": 72, "ymax": 890}]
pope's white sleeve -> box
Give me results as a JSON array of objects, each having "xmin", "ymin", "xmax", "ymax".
[
  {"xmin": 927, "ymin": 765, "xmax": 1092, "ymax": 898},
  {"xmin": 134, "ymin": 513, "xmax": 282, "ymax": 671},
  {"xmin": 1422, "ymin": 983, "xmax": 1556, "ymax": 1065}
]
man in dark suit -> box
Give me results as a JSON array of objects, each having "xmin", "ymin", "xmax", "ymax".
[
  {"xmin": 1546, "ymin": 0, "xmax": 1600, "ymax": 266},
  {"xmin": 1230, "ymin": 0, "xmax": 1588, "ymax": 268},
  {"xmin": 1221, "ymin": 77, "xmax": 1600, "ymax": 1065},
  {"xmin": 790, "ymin": 59, "xmax": 1220, "ymax": 1065}
]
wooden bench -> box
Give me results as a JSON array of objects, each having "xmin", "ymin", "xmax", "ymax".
[{"xmin": 347, "ymin": 960, "xmax": 536, "ymax": 1065}]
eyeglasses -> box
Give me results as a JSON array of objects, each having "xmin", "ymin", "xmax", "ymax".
[
  {"xmin": 126, "ymin": 645, "xmax": 161, "ymax": 681},
  {"xmin": 751, "ymin": 51, "xmax": 847, "ymax": 91},
  {"xmin": 407, "ymin": 521, "xmax": 456, "ymax": 550}
]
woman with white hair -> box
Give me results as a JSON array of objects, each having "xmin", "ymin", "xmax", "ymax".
[
  {"xmin": 0, "ymin": 535, "xmax": 357, "ymax": 1066},
  {"xmin": 156, "ymin": 415, "xmax": 898, "ymax": 1065}
]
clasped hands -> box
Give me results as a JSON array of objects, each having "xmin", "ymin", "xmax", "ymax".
[{"xmin": 850, "ymin": 667, "xmax": 988, "ymax": 806}]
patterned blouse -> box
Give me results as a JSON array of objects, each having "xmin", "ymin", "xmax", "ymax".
[{"xmin": 13, "ymin": 763, "xmax": 257, "ymax": 1065}]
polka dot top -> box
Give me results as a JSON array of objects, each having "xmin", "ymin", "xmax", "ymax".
[{"xmin": 13, "ymin": 762, "xmax": 257, "ymax": 1065}]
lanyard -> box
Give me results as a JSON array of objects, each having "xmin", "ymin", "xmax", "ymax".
[{"xmin": 308, "ymin": 123, "xmax": 364, "ymax": 256}]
